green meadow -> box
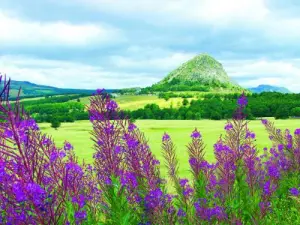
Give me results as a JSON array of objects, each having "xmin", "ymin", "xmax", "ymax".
[
  {"xmin": 72, "ymin": 95, "xmax": 194, "ymax": 110},
  {"xmin": 39, "ymin": 119, "xmax": 300, "ymax": 179}
]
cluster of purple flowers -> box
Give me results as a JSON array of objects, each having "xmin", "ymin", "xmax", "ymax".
[{"xmin": 0, "ymin": 76, "xmax": 299, "ymax": 224}]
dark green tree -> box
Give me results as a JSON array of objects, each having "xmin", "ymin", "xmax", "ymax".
[
  {"xmin": 51, "ymin": 119, "xmax": 61, "ymax": 130},
  {"xmin": 182, "ymin": 98, "xmax": 189, "ymax": 106},
  {"xmin": 275, "ymin": 107, "xmax": 290, "ymax": 119},
  {"xmin": 291, "ymin": 107, "xmax": 300, "ymax": 117}
]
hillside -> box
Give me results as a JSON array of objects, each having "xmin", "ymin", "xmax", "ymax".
[
  {"xmin": 249, "ymin": 84, "xmax": 291, "ymax": 93},
  {"xmin": 7, "ymin": 80, "xmax": 117, "ymax": 98},
  {"xmin": 142, "ymin": 53, "xmax": 244, "ymax": 93}
]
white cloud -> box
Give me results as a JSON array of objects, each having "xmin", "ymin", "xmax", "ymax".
[
  {"xmin": 0, "ymin": 55, "xmax": 157, "ymax": 89},
  {"xmin": 263, "ymin": 18, "xmax": 300, "ymax": 40},
  {"xmin": 73, "ymin": 0, "xmax": 269, "ymax": 26},
  {"xmin": 0, "ymin": 10, "xmax": 123, "ymax": 46},
  {"xmin": 71, "ymin": 0, "xmax": 300, "ymax": 41},
  {"xmin": 222, "ymin": 59, "xmax": 300, "ymax": 92},
  {"xmin": 110, "ymin": 51, "xmax": 197, "ymax": 71}
]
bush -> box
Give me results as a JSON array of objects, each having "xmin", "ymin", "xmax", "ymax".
[
  {"xmin": 51, "ymin": 119, "xmax": 61, "ymax": 129},
  {"xmin": 0, "ymin": 79, "xmax": 299, "ymax": 224},
  {"xmin": 182, "ymin": 98, "xmax": 189, "ymax": 106}
]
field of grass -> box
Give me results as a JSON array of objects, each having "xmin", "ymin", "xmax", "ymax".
[
  {"xmin": 39, "ymin": 119, "xmax": 300, "ymax": 179},
  {"xmin": 73, "ymin": 95, "xmax": 195, "ymax": 110}
]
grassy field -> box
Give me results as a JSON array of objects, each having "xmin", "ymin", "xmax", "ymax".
[
  {"xmin": 73, "ymin": 95, "xmax": 195, "ymax": 110},
  {"xmin": 38, "ymin": 119, "xmax": 300, "ymax": 179}
]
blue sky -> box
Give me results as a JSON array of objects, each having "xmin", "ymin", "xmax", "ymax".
[{"xmin": 0, "ymin": 0, "xmax": 300, "ymax": 92}]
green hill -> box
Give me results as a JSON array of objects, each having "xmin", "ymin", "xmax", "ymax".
[
  {"xmin": 6, "ymin": 80, "xmax": 117, "ymax": 98},
  {"xmin": 142, "ymin": 53, "xmax": 244, "ymax": 93}
]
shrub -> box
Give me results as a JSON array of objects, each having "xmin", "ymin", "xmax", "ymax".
[
  {"xmin": 51, "ymin": 119, "xmax": 61, "ymax": 129},
  {"xmin": 0, "ymin": 77, "xmax": 299, "ymax": 224},
  {"xmin": 182, "ymin": 98, "xmax": 189, "ymax": 106}
]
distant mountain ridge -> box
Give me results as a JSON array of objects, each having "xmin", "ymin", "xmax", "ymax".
[
  {"xmin": 143, "ymin": 53, "xmax": 244, "ymax": 92},
  {"xmin": 7, "ymin": 80, "xmax": 118, "ymax": 98},
  {"xmin": 249, "ymin": 84, "xmax": 291, "ymax": 93}
]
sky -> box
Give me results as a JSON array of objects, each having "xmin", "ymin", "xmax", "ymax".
[{"xmin": 0, "ymin": 0, "xmax": 300, "ymax": 92}]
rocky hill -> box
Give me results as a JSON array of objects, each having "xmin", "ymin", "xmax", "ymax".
[{"xmin": 142, "ymin": 53, "xmax": 243, "ymax": 93}]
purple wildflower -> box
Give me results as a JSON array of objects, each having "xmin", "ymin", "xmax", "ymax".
[
  {"xmin": 269, "ymin": 135, "xmax": 274, "ymax": 140},
  {"xmin": 144, "ymin": 188, "xmax": 164, "ymax": 210},
  {"xmin": 96, "ymin": 88, "xmax": 104, "ymax": 95},
  {"xmin": 262, "ymin": 119, "xmax": 268, "ymax": 125},
  {"xmin": 263, "ymin": 180, "xmax": 277, "ymax": 195},
  {"xmin": 59, "ymin": 151, "xmax": 66, "ymax": 158},
  {"xmin": 162, "ymin": 133, "xmax": 170, "ymax": 142},
  {"xmin": 50, "ymin": 152, "xmax": 59, "ymax": 162},
  {"xmin": 64, "ymin": 142, "xmax": 73, "ymax": 151},
  {"xmin": 290, "ymin": 188, "xmax": 300, "ymax": 196},
  {"xmin": 104, "ymin": 123, "xmax": 114, "ymax": 134},
  {"xmin": 177, "ymin": 208, "xmax": 186, "ymax": 217},
  {"xmin": 106, "ymin": 100, "xmax": 118, "ymax": 111},
  {"xmin": 278, "ymin": 144, "xmax": 284, "ymax": 152},
  {"xmin": 13, "ymin": 183, "xmax": 27, "ymax": 202},
  {"xmin": 295, "ymin": 128, "xmax": 300, "ymax": 135},
  {"xmin": 120, "ymin": 172, "xmax": 138, "ymax": 189},
  {"xmin": 114, "ymin": 145, "xmax": 124, "ymax": 154},
  {"xmin": 191, "ymin": 129, "xmax": 201, "ymax": 139},
  {"xmin": 128, "ymin": 123, "xmax": 137, "ymax": 132},
  {"xmin": 183, "ymin": 186, "xmax": 194, "ymax": 197},
  {"xmin": 224, "ymin": 123, "xmax": 233, "ymax": 131},
  {"xmin": 72, "ymin": 194, "xmax": 86, "ymax": 208},
  {"xmin": 74, "ymin": 210, "xmax": 87, "ymax": 221},
  {"xmin": 267, "ymin": 165, "xmax": 280, "ymax": 179},
  {"xmin": 105, "ymin": 177, "xmax": 112, "ymax": 185},
  {"xmin": 152, "ymin": 159, "xmax": 160, "ymax": 165},
  {"xmin": 4, "ymin": 128, "xmax": 13, "ymax": 138},
  {"xmin": 42, "ymin": 138, "xmax": 52, "ymax": 145},
  {"xmin": 124, "ymin": 134, "xmax": 139, "ymax": 149},
  {"xmin": 246, "ymin": 131, "xmax": 256, "ymax": 139},
  {"xmin": 179, "ymin": 179, "xmax": 189, "ymax": 187},
  {"xmin": 237, "ymin": 94, "xmax": 248, "ymax": 106},
  {"xmin": 189, "ymin": 158, "xmax": 197, "ymax": 167},
  {"xmin": 97, "ymin": 140, "xmax": 104, "ymax": 146}
]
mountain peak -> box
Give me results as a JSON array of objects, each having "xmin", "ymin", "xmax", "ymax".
[
  {"xmin": 160, "ymin": 53, "xmax": 232, "ymax": 85},
  {"xmin": 159, "ymin": 53, "xmax": 241, "ymax": 88},
  {"xmin": 249, "ymin": 84, "xmax": 291, "ymax": 93},
  {"xmin": 141, "ymin": 53, "xmax": 243, "ymax": 93},
  {"xmin": 191, "ymin": 53, "xmax": 222, "ymax": 63}
]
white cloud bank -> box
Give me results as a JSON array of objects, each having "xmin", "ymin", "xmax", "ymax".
[
  {"xmin": 74, "ymin": 0, "xmax": 268, "ymax": 26},
  {"xmin": 0, "ymin": 55, "xmax": 158, "ymax": 89},
  {"xmin": 222, "ymin": 59, "xmax": 300, "ymax": 92},
  {"xmin": 0, "ymin": 10, "xmax": 123, "ymax": 46}
]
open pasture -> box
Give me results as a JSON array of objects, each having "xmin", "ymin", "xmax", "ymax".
[{"xmin": 39, "ymin": 119, "xmax": 300, "ymax": 178}]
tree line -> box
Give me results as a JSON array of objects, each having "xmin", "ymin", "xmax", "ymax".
[
  {"xmin": 125, "ymin": 92, "xmax": 300, "ymax": 120},
  {"xmin": 18, "ymin": 92, "xmax": 300, "ymax": 127}
]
